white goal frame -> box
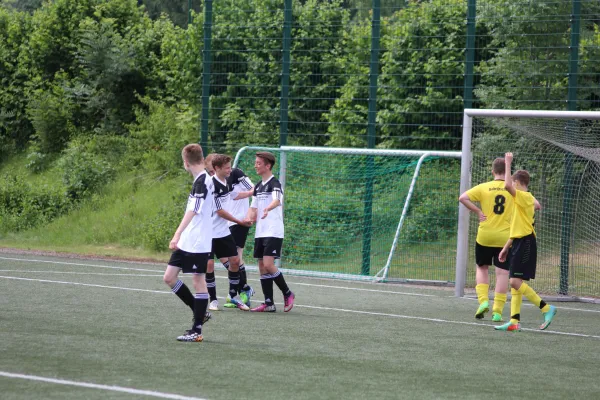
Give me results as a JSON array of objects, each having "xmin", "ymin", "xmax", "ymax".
[
  {"xmin": 234, "ymin": 145, "xmax": 461, "ymax": 282},
  {"xmin": 455, "ymin": 108, "xmax": 600, "ymax": 297}
]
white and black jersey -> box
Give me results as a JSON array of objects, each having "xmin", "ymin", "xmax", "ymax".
[
  {"xmin": 226, "ymin": 168, "xmax": 253, "ymax": 227},
  {"xmin": 212, "ymin": 176, "xmax": 233, "ymax": 239},
  {"xmin": 177, "ymin": 171, "xmax": 214, "ymax": 253},
  {"xmin": 251, "ymin": 175, "xmax": 284, "ymax": 238}
]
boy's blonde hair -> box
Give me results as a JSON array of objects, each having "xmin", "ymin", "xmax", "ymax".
[{"xmin": 182, "ymin": 144, "xmax": 204, "ymax": 165}]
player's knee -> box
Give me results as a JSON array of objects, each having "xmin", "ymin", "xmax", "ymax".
[
  {"xmin": 229, "ymin": 256, "xmax": 240, "ymax": 268},
  {"xmin": 163, "ymin": 272, "xmax": 176, "ymax": 287},
  {"xmin": 207, "ymin": 261, "xmax": 214, "ymax": 273},
  {"xmin": 192, "ymin": 274, "xmax": 207, "ymax": 292}
]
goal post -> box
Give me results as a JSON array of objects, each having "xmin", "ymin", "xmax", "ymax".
[
  {"xmin": 234, "ymin": 145, "xmax": 461, "ymax": 282},
  {"xmin": 456, "ymin": 109, "xmax": 600, "ymax": 299}
]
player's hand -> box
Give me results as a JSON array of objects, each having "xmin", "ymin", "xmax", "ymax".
[
  {"xmin": 505, "ymin": 152, "xmax": 513, "ymax": 163},
  {"xmin": 477, "ymin": 211, "xmax": 487, "ymax": 222},
  {"xmin": 498, "ymin": 248, "xmax": 508, "ymax": 263},
  {"xmin": 239, "ymin": 219, "xmax": 252, "ymax": 227},
  {"xmin": 262, "ymin": 209, "xmax": 269, "ymax": 219},
  {"xmin": 169, "ymin": 235, "xmax": 180, "ymax": 250}
]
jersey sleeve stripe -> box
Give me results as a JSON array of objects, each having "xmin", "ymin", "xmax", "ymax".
[
  {"xmin": 193, "ymin": 198, "xmax": 203, "ymax": 213},
  {"xmin": 241, "ymin": 177, "xmax": 253, "ymax": 190}
]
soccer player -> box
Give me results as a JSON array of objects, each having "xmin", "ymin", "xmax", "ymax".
[
  {"xmin": 459, "ymin": 158, "xmax": 513, "ymax": 322},
  {"xmin": 495, "ymin": 152, "xmax": 557, "ymax": 332},
  {"xmin": 222, "ymin": 159, "xmax": 255, "ymax": 308},
  {"xmin": 162, "ymin": 144, "xmax": 213, "ymax": 342},
  {"xmin": 244, "ymin": 151, "xmax": 295, "ymax": 312},
  {"xmin": 205, "ymin": 154, "xmax": 253, "ymax": 311}
]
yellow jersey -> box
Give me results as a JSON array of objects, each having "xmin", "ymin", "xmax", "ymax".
[
  {"xmin": 465, "ymin": 180, "xmax": 513, "ymax": 247},
  {"xmin": 510, "ymin": 189, "xmax": 536, "ymax": 239}
]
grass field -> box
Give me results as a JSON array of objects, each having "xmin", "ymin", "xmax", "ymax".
[{"xmin": 1, "ymin": 252, "xmax": 600, "ymax": 400}]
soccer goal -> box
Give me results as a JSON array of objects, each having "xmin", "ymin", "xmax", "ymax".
[
  {"xmin": 456, "ymin": 109, "xmax": 600, "ymax": 299},
  {"xmin": 234, "ymin": 145, "xmax": 461, "ymax": 283}
]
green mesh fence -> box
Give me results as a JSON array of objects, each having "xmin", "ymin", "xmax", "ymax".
[
  {"xmin": 469, "ymin": 115, "xmax": 600, "ymax": 297},
  {"xmin": 195, "ymin": 0, "xmax": 600, "ymax": 290},
  {"xmin": 233, "ymin": 147, "xmax": 460, "ymax": 281}
]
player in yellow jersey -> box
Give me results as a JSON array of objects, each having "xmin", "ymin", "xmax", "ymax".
[
  {"xmin": 495, "ymin": 152, "xmax": 557, "ymax": 332},
  {"xmin": 459, "ymin": 158, "xmax": 513, "ymax": 322}
]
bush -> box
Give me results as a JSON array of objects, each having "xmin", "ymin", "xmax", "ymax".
[
  {"xmin": 140, "ymin": 193, "xmax": 182, "ymax": 252},
  {"xmin": 0, "ymin": 174, "xmax": 72, "ymax": 233},
  {"xmin": 58, "ymin": 142, "xmax": 115, "ymax": 200},
  {"xmin": 128, "ymin": 98, "xmax": 199, "ymax": 174},
  {"xmin": 27, "ymin": 80, "xmax": 75, "ymax": 155}
]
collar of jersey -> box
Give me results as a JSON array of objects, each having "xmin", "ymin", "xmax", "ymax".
[
  {"xmin": 193, "ymin": 170, "xmax": 208, "ymax": 183},
  {"xmin": 261, "ymin": 175, "xmax": 275, "ymax": 185},
  {"xmin": 213, "ymin": 175, "xmax": 227, "ymax": 186}
]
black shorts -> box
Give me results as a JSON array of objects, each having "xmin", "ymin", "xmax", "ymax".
[
  {"xmin": 475, "ymin": 243, "xmax": 508, "ymax": 270},
  {"xmin": 509, "ymin": 234, "xmax": 537, "ymax": 280},
  {"xmin": 210, "ymin": 235, "xmax": 238, "ymax": 259},
  {"xmin": 229, "ymin": 224, "xmax": 250, "ymax": 249},
  {"xmin": 253, "ymin": 237, "xmax": 283, "ymax": 259},
  {"xmin": 168, "ymin": 249, "xmax": 209, "ymax": 274}
]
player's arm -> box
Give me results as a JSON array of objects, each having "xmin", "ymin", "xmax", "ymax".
[
  {"xmin": 217, "ymin": 209, "xmax": 251, "ymax": 227},
  {"xmin": 262, "ymin": 186, "xmax": 283, "ymax": 219},
  {"xmin": 504, "ymin": 152, "xmax": 517, "ymax": 197},
  {"xmin": 170, "ymin": 210, "xmax": 196, "ymax": 250},
  {"xmin": 458, "ymin": 192, "xmax": 486, "ymax": 222},
  {"xmin": 244, "ymin": 195, "xmax": 258, "ymax": 224},
  {"xmin": 261, "ymin": 199, "xmax": 281, "ymax": 219},
  {"xmin": 498, "ymin": 238, "xmax": 513, "ymax": 263},
  {"xmin": 534, "ymin": 198, "xmax": 542, "ymax": 211},
  {"xmin": 233, "ymin": 190, "xmax": 253, "ymax": 200}
]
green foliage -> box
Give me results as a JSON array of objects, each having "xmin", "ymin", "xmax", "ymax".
[
  {"xmin": 0, "ymin": 173, "xmax": 71, "ymax": 233},
  {"xmin": 58, "ymin": 140, "xmax": 115, "ymax": 199},
  {"xmin": 27, "ymin": 76, "xmax": 75, "ymax": 154},
  {"xmin": 129, "ymin": 97, "xmax": 199, "ymax": 174},
  {"xmin": 140, "ymin": 193, "xmax": 182, "ymax": 252},
  {"xmin": 402, "ymin": 160, "xmax": 460, "ymax": 242}
]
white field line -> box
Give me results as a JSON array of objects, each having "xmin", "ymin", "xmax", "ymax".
[
  {"xmin": 0, "ymin": 270, "xmax": 163, "ymax": 277},
  {"xmin": 1, "ymin": 275, "xmax": 599, "ymax": 340},
  {"xmin": 0, "ymin": 371, "xmax": 206, "ymax": 400},
  {"xmin": 2, "ymin": 257, "xmax": 600, "ymax": 314},
  {"xmin": 0, "ymin": 257, "xmax": 436, "ymax": 298}
]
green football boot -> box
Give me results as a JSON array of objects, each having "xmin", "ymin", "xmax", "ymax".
[
  {"xmin": 540, "ymin": 305, "xmax": 557, "ymax": 330},
  {"xmin": 475, "ymin": 301, "xmax": 489, "ymax": 320},
  {"xmin": 494, "ymin": 322, "xmax": 521, "ymax": 332},
  {"xmin": 223, "ymin": 294, "xmax": 236, "ymax": 308},
  {"xmin": 491, "ymin": 312, "xmax": 503, "ymax": 322}
]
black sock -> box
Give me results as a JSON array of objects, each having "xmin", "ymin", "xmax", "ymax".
[
  {"xmin": 272, "ymin": 270, "xmax": 291, "ymax": 297},
  {"xmin": 228, "ymin": 270, "xmax": 240, "ymax": 299},
  {"xmin": 171, "ymin": 280, "xmax": 194, "ymax": 311},
  {"xmin": 260, "ymin": 274, "xmax": 275, "ymax": 306},
  {"xmin": 222, "ymin": 260, "xmax": 230, "ymax": 270},
  {"xmin": 206, "ymin": 272, "xmax": 217, "ymax": 301},
  {"xmin": 193, "ymin": 293, "xmax": 209, "ymax": 334},
  {"xmin": 239, "ymin": 264, "xmax": 249, "ymax": 292}
]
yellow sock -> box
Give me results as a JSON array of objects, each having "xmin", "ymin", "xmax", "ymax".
[
  {"xmin": 517, "ymin": 282, "xmax": 551, "ymax": 313},
  {"xmin": 510, "ymin": 288, "xmax": 522, "ymax": 325},
  {"xmin": 492, "ymin": 292, "xmax": 507, "ymax": 315},
  {"xmin": 476, "ymin": 284, "xmax": 489, "ymax": 304}
]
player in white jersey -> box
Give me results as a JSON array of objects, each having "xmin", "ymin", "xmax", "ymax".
[
  {"xmin": 225, "ymin": 164, "xmax": 255, "ymax": 304},
  {"xmin": 204, "ymin": 154, "xmax": 253, "ymax": 311},
  {"xmin": 244, "ymin": 152, "xmax": 295, "ymax": 313},
  {"xmin": 162, "ymin": 144, "xmax": 213, "ymax": 342}
]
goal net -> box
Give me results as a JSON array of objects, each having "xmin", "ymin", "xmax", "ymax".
[
  {"xmin": 456, "ymin": 109, "xmax": 600, "ymax": 298},
  {"xmin": 233, "ymin": 146, "xmax": 461, "ymax": 282}
]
